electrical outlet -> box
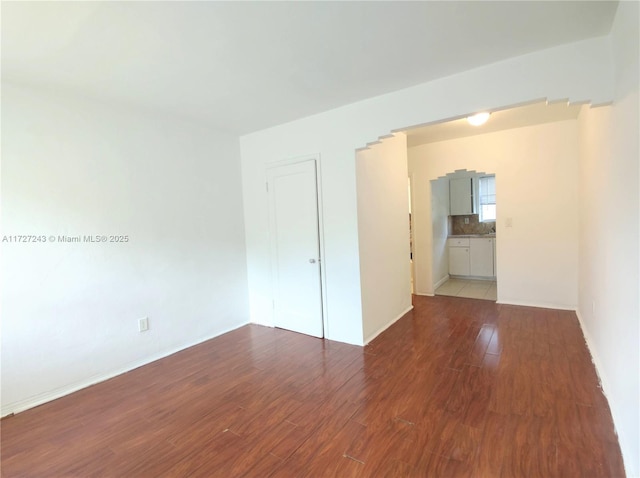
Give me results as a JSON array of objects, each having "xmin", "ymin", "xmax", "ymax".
[
  {"xmin": 138, "ymin": 317, "xmax": 149, "ymax": 332},
  {"xmin": 505, "ymin": 217, "xmax": 513, "ymax": 228},
  {"xmin": 464, "ymin": 217, "xmax": 469, "ymax": 224}
]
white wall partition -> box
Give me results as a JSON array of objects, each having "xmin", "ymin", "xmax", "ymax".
[{"xmin": 356, "ymin": 134, "xmax": 412, "ymax": 343}]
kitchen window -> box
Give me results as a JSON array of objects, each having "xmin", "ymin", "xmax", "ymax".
[{"xmin": 479, "ymin": 175, "xmax": 496, "ymax": 222}]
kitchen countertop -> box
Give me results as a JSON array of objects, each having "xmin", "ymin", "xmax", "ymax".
[{"xmin": 449, "ymin": 233, "xmax": 496, "ymax": 238}]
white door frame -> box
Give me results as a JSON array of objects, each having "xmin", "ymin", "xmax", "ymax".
[{"xmin": 265, "ymin": 153, "xmax": 328, "ymax": 338}]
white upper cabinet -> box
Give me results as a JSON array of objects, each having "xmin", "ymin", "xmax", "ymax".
[{"xmin": 449, "ymin": 178, "xmax": 473, "ymax": 215}]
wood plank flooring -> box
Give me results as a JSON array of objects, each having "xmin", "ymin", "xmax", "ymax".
[{"xmin": 1, "ymin": 296, "xmax": 626, "ymax": 477}]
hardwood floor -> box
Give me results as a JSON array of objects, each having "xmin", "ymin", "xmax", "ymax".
[{"xmin": 1, "ymin": 295, "xmax": 625, "ymax": 477}]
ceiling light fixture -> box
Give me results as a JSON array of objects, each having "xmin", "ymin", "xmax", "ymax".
[{"xmin": 467, "ymin": 112, "xmax": 490, "ymax": 126}]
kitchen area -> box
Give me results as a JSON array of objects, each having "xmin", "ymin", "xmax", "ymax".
[{"xmin": 434, "ymin": 172, "xmax": 497, "ymax": 301}]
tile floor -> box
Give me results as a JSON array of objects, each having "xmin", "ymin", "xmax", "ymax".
[{"xmin": 435, "ymin": 278, "xmax": 497, "ymax": 301}]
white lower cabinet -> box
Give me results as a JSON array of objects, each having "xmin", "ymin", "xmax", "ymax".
[
  {"xmin": 449, "ymin": 236, "xmax": 495, "ymax": 278},
  {"xmin": 449, "ymin": 245, "xmax": 470, "ymax": 276},
  {"xmin": 470, "ymin": 238, "xmax": 494, "ymax": 277}
]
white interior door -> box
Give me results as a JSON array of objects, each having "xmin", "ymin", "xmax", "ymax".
[{"xmin": 267, "ymin": 159, "xmax": 323, "ymax": 338}]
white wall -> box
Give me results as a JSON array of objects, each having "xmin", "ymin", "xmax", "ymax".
[
  {"xmin": 356, "ymin": 134, "xmax": 412, "ymax": 343},
  {"xmin": 409, "ymin": 120, "xmax": 580, "ymax": 309},
  {"xmin": 430, "ymin": 178, "xmax": 450, "ymax": 289},
  {"xmin": 1, "ymin": 83, "xmax": 249, "ymax": 416},
  {"xmin": 577, "ymin": 2, "xmax": 639, "ymax": 475},
  {"xmin": 240, "ymin": 37, "xmax": 613, "ymax": 346}
]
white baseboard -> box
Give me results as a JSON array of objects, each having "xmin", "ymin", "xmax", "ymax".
[
  {"xmin": 433, "ymin": 275, "xmax": 450, "ymax": 290},
  {"xmin": 1, "ymin": 321, "xmax": 249, "ymax": 418},
  {"xmin": 496, "ymin": 299, "xmax": 577, "ymax": 311},
  {"xmin": 413, "ymin": 292, "xmax": 434, "ymax": 297},
  {"xmin": 450, "ymin": 275, "xmax": 496, "ymax": 281},
  {"xmin": 363, "ymin": 305, "xmax": 414, "ymax": 345},
  {"xmin": 574, "ymin": 308, "xmax": 610, "ymax": 394}
]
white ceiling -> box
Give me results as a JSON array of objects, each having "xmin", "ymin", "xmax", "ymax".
[
  {"xmin": 2, "ymin": 1, "xmax": 618, "ymax": 135},
  {"xmin": 405, "ymin": 100, "xmax": 584, "ymax": 147}
]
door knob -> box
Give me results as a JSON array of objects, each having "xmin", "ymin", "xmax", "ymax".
[{"xmin": 309, "ymin": 259, "xmax": 316, "ymax": 264}]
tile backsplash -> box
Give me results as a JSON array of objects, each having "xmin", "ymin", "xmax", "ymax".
[{"xmin": 450, "ymin": 214, "xmax": 495, "ymax": 235}]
